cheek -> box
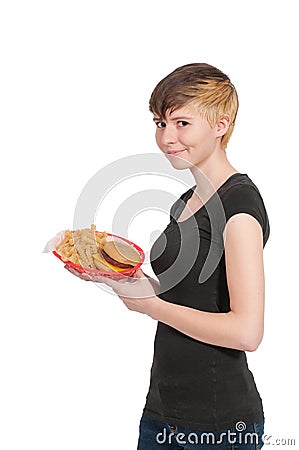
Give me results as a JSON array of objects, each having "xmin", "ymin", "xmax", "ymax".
[
  {"xmin": 155, "ymin": 131, "xmax": 162, "ymax": 149},
  {"xmin": 191, "ymin": 128, "xmax": 214, "ymax": 148},
  {"xmin": 178, "ymin": 128, "xmax": 196, "ymax": 145}
]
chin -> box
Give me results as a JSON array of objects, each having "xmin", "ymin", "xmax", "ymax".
[{"xmin": 166, "ymin": 154, "xmax": 192, "ymax": 170}]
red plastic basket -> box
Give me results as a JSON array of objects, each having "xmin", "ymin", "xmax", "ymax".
[{"xmin": 53, "ymin": 232, "xmax": 145, "ymax": 279}]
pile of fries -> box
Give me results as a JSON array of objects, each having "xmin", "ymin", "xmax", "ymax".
[{"xmin": 55, "ymin": 224, "xmax": 107, "ymax": 269}]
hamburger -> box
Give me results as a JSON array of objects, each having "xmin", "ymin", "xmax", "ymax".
[{"xmin": 93, "ymin": 240, "xmax": 141, "ymax": 272}]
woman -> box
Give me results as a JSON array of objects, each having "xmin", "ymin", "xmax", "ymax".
[{"xmin": 67, "ymin": 63, "xmax": 269, "ymax": 449}]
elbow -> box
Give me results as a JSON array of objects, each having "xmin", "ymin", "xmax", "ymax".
[
  {"xmin": 239, "ymin": 330, "xmax": 264, "ymax": 352},
  {"xmin": 241, "ymin": 341, "xmax": 260, "ymax": 352}
]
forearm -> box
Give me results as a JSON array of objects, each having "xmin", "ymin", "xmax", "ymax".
[{"xmin": 149, "ymin": 299, "xmax": 260, "ymax": 352}]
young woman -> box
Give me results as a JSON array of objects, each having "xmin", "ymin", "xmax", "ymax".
[{"xmin": 67, "ymin": 63, "xmax": 269, "ymax": 449}]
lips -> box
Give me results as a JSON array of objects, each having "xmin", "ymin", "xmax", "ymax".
[{"xmin": 166, "ymin": 149, "xmax": 186, "ymax": 156}]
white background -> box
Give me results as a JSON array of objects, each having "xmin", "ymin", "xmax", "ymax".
[{"xmin": 1, "ymin": 1, "xmax": 298, "ymax": 449}]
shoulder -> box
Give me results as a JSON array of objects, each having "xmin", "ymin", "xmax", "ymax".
[
  {"xmin": 219, "ymin": 174, "xmax": 270, "ymax": 246},
  {"xmin": 220, "ymin": 173, "xmax": 262, "ymax": 201}
]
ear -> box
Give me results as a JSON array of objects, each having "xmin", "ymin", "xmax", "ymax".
[{"xmin": 215, "ymin": 115, "xmax": 230, "ymax": 138}]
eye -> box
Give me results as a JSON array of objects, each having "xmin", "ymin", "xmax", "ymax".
[
  {"xmin": 177, "ymin": 120, "xmax": 189, "ymax": 127},
  {"xmin": 155, "ymin": 121, "xmax": 166, "ymax": 129}
]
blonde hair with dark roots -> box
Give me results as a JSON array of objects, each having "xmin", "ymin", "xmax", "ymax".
[{"xmin": 149, "ymin": 63, "xmax": 239, "ymax": 149}]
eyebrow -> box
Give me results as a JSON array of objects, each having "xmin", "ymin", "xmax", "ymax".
[
  {"xmin": 153, "ymin": 116, "xmax": 193, "ymax": 122},
  {"xmin": 170, "ymin": 116, "xmax": 193, "ymax": 121}
]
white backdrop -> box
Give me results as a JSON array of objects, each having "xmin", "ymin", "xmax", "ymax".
[{"xmin": 1, "ymin": 1, "xmax": 298, "ymax": 449}]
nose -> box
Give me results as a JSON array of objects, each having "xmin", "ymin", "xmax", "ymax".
[{"xmin": 160, "ymin": 125, "xmax": 178, "ymax": 146}]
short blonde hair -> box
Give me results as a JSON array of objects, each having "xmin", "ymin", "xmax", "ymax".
[{"xmin": 149, "ymin": 63, "xmax": 239, "ymax": 149}]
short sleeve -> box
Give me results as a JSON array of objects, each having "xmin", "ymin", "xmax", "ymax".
[{"xmin": 221, "ymin": 184, "xmax": 270, "ymax": 247}]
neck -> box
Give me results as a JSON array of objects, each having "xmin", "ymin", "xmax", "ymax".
[{"xmin": 189, "ymin": 145, "xmax": 238, "ymax": 201}]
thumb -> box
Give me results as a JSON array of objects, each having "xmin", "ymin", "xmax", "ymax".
[{"xmin": 133, "ymin": 268, "xmax": 145, "ymax": 278}]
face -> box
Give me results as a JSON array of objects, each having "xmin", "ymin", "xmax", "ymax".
[{"xmin": 153, "ymin": 106, "xmax": 225, "ymax": 170}]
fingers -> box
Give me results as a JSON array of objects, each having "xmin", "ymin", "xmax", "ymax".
[
  {"xmin": 64, "ymin": 265, "xmax": 142, "ymax": 290},
  {"xmin": 132, "ymin": 269, "xmax": 143, "ymax": 278},
  {"xmin": 92, "ymin": 274, "xmax": 125, "ymax": 288},
  {"xmin": 64, "ymin": 265, "xmax": 115, "ymax": 284},
  {"xmin": 132, "ymin": 268, "xmax": 147, "ymax": 279},
  {"xmin": 64, "ymin": 265, "xmax": 92, "ymax": 281}
]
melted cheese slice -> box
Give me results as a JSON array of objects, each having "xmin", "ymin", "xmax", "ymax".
[{"xmin": 92, "ymin": 253, "xmax": 127, "ymax": 272}]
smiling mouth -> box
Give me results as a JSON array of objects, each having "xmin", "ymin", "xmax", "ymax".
[{"xmin": 166, "ymin": 149, "xmax": 186, "ymax": 156}]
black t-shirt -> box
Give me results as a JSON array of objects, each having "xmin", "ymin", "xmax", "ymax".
[{"xmin": 143, "ymin": 173, "xmax": 270, "ymax": 431}]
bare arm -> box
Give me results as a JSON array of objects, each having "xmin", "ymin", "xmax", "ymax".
[{"xmin": 148, "ymin": 213, "xmax": 265, "ymax": 352}]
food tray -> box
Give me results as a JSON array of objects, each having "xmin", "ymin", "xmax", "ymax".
[{"xmin": 53, "ymin": 232, "xmax": 144, "ymax": 279}]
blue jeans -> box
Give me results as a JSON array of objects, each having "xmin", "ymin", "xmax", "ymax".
[{"xmin": 137, "ymin": 414, "xmax": 264, "ymax": 450}]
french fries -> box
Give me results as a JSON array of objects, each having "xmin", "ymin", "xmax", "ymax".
[{"xmin": 55, "ymin": 224, "xmax": 107, "ymax": 269}]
